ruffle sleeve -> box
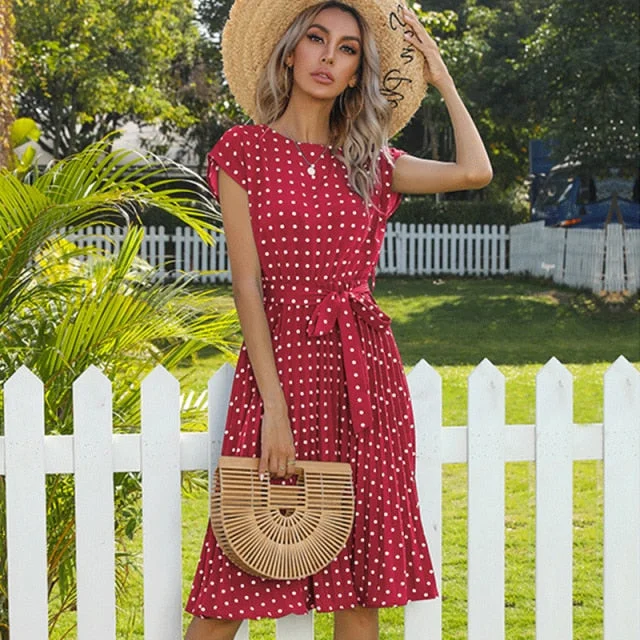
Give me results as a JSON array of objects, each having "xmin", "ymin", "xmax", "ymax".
[
  {"xmin": 375, "ymin": 146, "xmax": 406, "ymax": 221},
  {"xmin": 206, "ymin": 126, "xmax": 249, "ymax": 201}
]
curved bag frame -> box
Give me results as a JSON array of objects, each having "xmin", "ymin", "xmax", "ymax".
[{"xmin": 211, "ymin": 456, "xmax": 355, "ymax": 580}]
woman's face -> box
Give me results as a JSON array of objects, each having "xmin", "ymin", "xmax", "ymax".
[{"xmin": 287, "ymin": 6, "xmax": 363, "ymax": 101}]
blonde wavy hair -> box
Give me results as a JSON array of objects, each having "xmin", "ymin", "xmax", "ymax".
[{"xmin": 254, "ymin": 1, "xmax": 394, "ymax": 203}]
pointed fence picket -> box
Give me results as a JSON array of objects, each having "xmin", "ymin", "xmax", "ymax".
[
  {"xmin": 603, "ymin": 356, "xmax": 640, "ymax": 638},
  {"xmin": 141, "ymin": 367, "xmax": 183, "ymax": 640},
  {"xmin": 3, "ymin": 367, "xmax": 49, "ymax": 640},
  {"xmin": 73, "ymin": 367, "xmax": 117, "ymax": 638},
  {"xmin": 467, "ymin": 361, "xmax": 505, "ymax": 640},
  {"xmin": 1, "ymin": 358, "xmax": 639, "ymax": 639},
  {"xmin": 534, "ymin": 359, "xmax": 573, "ymax": 639}
]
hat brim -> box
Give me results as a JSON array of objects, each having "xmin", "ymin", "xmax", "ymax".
[{"xmin": 221, "ymin": 0, "xmax": 427, "ymax": 137}]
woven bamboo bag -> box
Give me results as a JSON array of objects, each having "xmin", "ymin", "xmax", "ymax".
[{"xmin": 211, "ymin": 456, "xmax": 355, "ymax": 580}]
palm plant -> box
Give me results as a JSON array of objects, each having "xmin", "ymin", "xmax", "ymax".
[{"xmin": 0, "ymin": 139, "xmax": 240, "ymax": 637}]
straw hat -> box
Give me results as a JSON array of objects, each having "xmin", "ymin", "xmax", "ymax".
[{"xmin": 221, "ymin": 0, "xmax": 427, "ymax": 137}]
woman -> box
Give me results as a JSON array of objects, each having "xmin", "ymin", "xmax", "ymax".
[{"xmin": 185, "ymin": 1, "xmax": 492, "ymax": 638}]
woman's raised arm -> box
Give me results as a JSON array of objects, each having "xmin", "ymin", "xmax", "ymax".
[{"xmin": 391, "ymin": 6, "xmax": 493, "ymax": 195}]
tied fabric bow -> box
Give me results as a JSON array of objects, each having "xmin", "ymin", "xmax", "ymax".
[{"xmin": 306, "ymin": 283, "xmax": 391, "ymax": 433}]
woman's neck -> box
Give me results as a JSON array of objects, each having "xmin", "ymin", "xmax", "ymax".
[{"xmin": 270, "ymin": 93, "xmax": 334, "ymax": 145}]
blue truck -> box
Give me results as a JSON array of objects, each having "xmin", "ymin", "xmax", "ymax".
[{"xmin": 528, "ymin": 140, "xmax": 640, "ymax": 229}]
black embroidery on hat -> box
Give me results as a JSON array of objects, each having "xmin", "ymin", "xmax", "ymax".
[
  {"xmin": 400, "ymin": 45, "xmax": 416, "ymax": 64},
  {"xmin": 381, "ymin": 69, "xmax": 412, "ymax": 108},
  {"xmin": 384, "ymin": 5, "xmax": 418, "ymax": 108}
]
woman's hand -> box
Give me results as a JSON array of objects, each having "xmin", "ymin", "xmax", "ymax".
[
  {"xmin": 402, "ymin": 6, "xmax": 452, "ymax": 90},
  {"xmin": 259, "ymin": 404, "xmax": 297, "ymax": 480}
]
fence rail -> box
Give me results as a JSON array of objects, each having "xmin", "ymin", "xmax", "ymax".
[{"xmin": 1, "ymin": 358, "xmax": 639, "ymax": 639}]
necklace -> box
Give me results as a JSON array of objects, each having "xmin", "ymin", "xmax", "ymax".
[{"xmin": 293, "ymin": 140, "xmax": 330, "ymax": 178}]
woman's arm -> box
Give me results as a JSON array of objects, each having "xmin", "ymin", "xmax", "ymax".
[
  {"xmin": 391, "ymin": 7, "xmax": 493, "ymax": 195},
  {"xmin": 218, "ymin": 169, "xmax": 296, "ymax": 479}
]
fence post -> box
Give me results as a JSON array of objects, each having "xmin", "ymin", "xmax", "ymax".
[
  {"xmin": 535, "ymin": 358, "xmax": 573, "ymax": 639},
  {"xmin": 603, "ymin": 356, "xmax": 640, "ymax": 638},
  {"xmin": 174, "ymin": 226, "xmax": 183, "ymax": 275},
  {"xmin": 406, "ymin": 360, "xmax": 442, "ymax": 640},
  {"xmin": 4, "ymin": 367, "xmax": 49, "ymax": 640},
  {"xmin": 141, "ymin": 366, "xmax": 183, "ymax": 640},
  {"xmin": 157, "ymin": 226, "xmax": 167, "ymax": 280},
  {"xmin": 603, "ymin": 224, "xmax": 626, "ymax": 292},
  {"xmin": 467, "ymin": 359, "xmax": 505, "ymax": 640},
  {"xmin": 624, "ymin": 229, "xmax": 640, "ymax": 293},
  {"xmin": 73, "ymin": 366, "xmax": 117, "ymax": 640},
  {"xmin": 276, "ymin": 614, "xmax": 314, "ymax": 640}
]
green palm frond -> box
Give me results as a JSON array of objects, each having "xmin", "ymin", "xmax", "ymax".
[
  {"xmin": 0, "ymin": 137, "xmax": 220, "ymax": 317},
  {"xmin": 0, "ymin": 139, "xmax": 237, "ymax": 635}
]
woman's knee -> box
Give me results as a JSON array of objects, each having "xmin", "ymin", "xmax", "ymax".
[
  {"xmin": 184, "ymin": 615, "xmax": 242, "ymax": 640},
  {"xmin": 334, "ymin": 606, "xmax": 379, "ymax": 638}
]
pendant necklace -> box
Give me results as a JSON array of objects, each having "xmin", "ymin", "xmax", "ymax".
[{"xmin": 293, "ymin": 139, "xmax": 330, "ymax": 178}]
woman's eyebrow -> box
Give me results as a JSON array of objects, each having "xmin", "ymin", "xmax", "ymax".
[{"xmin": 308, "ymin": 23, "xmax": 362, "ymax": 44}]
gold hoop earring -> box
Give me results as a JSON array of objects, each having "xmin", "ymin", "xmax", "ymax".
[
  {"xmin": 341, "ymin": 87, "xmax": 364, "ymax": 122},
  {"xmin": 283, "ymin": 64, "xmax": 293, "ymax": 94}
]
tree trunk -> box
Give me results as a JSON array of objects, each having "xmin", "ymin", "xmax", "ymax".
[{"xmin": 0, "ymin": 0, "xmax": 16, "ymax": 170}]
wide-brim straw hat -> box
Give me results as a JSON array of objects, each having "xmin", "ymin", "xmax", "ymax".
[{"xmin": 221, "ymin": 0, "xmax": 427, "ymax": 137}]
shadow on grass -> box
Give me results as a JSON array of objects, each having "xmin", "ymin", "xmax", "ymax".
[{"xmin": 373, "ymin": 276, "xmax": 640, "ymax": 367}]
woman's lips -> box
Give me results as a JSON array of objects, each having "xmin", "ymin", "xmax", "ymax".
[{"xmin": 311, "ymin": 71, "xmax": 334, "ymax": 84}]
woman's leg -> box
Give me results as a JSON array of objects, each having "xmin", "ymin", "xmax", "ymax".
[
  {"xmin": 333, "ymin": 606, "xmax": 379, "ymax": 640},
  {"xmin": 184, "ymin": 616, "xmax": 243, "ymax": 640}
]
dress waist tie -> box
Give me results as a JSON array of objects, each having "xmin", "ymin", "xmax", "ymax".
[{"xmin": 266, "ymin": 280, "xmax": 391, "ymax": 433}]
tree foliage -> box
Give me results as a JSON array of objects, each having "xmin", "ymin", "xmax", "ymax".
[
  {"xmin": 396, "ymin": 3, "xmax": 543, "ymax": 198},
  {"xmin": 521, "ymin": 0, "xmax": 640, "ymax": 167},
  {"xmin": 14, "ymin": 0, "xmax": 201, "ymax": 158}
]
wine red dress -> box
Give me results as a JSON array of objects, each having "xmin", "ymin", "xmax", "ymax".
[{"xmin": 186, "ymin": 124, "xmax": 438, "ymax": 620}]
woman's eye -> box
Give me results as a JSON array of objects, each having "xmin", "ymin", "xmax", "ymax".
[
  {"xmin": 342, "ymin": 46, "xmax": 357, "ymax": 55},
  {"xmin": 308, "ymin": 33, "xmax": 323, "ymax": 43}
]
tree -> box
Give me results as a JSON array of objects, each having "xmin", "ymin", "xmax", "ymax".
[
  {"xmin": 13, "ymin": 0, "xmax": 201, "ymax": 158},
  {"xmin": 0, "ymin": 141, "xmax": 240, "ymax": 635},
  {"xmin": 522, "ymin": 0, "xmax": 640, "ymax": 167},
  {"xmin": 173, "ymin": 0, "xmax": 242, "ymax": 172},
  {"xmin": 0, "ymin": 0, "xmax": 15, "ymax": 169}
]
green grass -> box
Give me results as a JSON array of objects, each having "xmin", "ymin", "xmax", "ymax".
[{"xmin": 49, "ymin": 277, "xmax": 638, "ymax": 639}]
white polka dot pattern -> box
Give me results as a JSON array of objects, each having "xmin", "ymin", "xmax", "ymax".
[{"xmin": 186, "ymin": 124, "xmax": 438, "ymax": 620}]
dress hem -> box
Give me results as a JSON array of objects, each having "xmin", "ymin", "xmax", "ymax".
[{"xmin": 184, "ymin": 593, "xmax": 440, "ymax": 621}]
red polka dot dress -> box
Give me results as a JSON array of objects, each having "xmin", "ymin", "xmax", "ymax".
[{"xmin": 186, "ymin": 124, "xmax": 438, "ymax": 620}]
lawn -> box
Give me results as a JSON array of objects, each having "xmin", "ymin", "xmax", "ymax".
[{"xmin": 50, "ymin": 276, "xmax": 639, "ymax": 639}]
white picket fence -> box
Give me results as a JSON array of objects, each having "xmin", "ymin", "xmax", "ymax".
[
  {"xmin": 67, "ymin": 222, "xmax": 640, "ymax": 293},
  {"xmin": 1, "ymin": 357, "xmax": 639, "ymax": 639},
  {"xmin": 511, "ymin": 221, "xmax": 640, "ymax": 293},
  {"xmin": 66, "ymin": 223, "xmax": 510, "ymax": 282},
  {"xmin": 378, "ymin": 223, "xmax": 508, "ymax": 276}
]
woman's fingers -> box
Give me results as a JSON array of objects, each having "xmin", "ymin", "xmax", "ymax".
[
  {"xmin": 258, "ymin": 454, "xmax": 269, "ymax": 481},
  {"xmin": 402, "ymin": 7, "xmax": 424, "ymax": 43},
  {"xmin": 260, "ymin": 424, "xmax": 296, "ymax": 479},
  {"xmin": 402, "ymin": 7, "xmax": 450, "ymax": 87},
  {"xmin": 271, "ymin": 455, "xmax": 286, "ymax": 478},
  {"xmin": 259, "ymin": 451, "xmax": 295, "ymax": 479}
]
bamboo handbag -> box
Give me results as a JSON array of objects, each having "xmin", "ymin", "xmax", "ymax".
[{"xmin": 210, "ymin": 456, "xmax": 355, "ymax": 580}]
